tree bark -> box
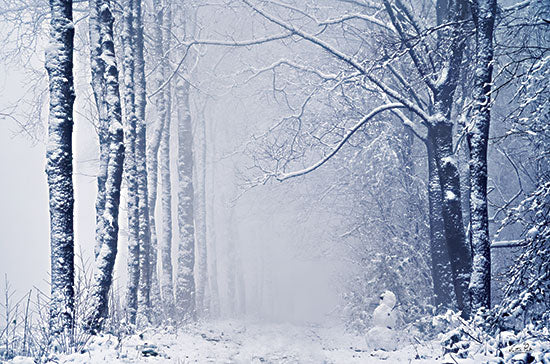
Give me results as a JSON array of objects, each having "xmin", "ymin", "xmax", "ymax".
[
  {"xmin": 207, "ymin": 116, "xmax": 220, "ymax": 318},
  {"xmin": 194, "ymin": 114, "xmax": 208, "ymax": 317},
  {"xmin": 121, "ymin": 0, "xmax": 140, "ymax": 326},
  {"xmin": 427, "ymin": 134, "xmax": 455, "ymax": 309},
  {"xmin": 155, "ymin": 0, "xmax": 175, "ymax": 316},
  {"xmin": 147, "ymin": 99, "xmax": 163, "ymax": 321},
  {"xmin": 429, "ymin": 0, "xmax": 472, "ymax": 318},
  {"xmin": 86, "ymin": 0, "xmax": 125, "ymax": 334},
  {"xmin": 468, "ymin": 0, "xmax": 496, "ymax": 312},
  {"xmin": 46, "ymin": 0, "xmax": 75, "ymax": 342},
  {"xmin": 133, "ymin": 0, "xmax": 151, "ymax": 327},
  {"xmin": 175, "ymin": 77, "xmax": 196, "ymax": 321},
  {"xmin": 88, "ymin": 0, "xmax": 108, "ymax": 260}
]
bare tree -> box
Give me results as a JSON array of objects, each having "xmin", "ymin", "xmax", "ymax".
[
  {"xmin": 174, "ymin": 75, "xmax": 196, "ymax": 321},
  {"xmin": 134, "ymin": 0, "xmax": 151, "ymax": 326},
  {"xmin": 86, "ymin": 0, "xmax": 125, "ymax": 333},
  {"xmin": 234, "ymin": 0, "xmax": 473, "ymax": 315},
  {"xmin": 45, "ymin": 0, "xmax": 75, "ymax": 342},
  {"xmin": 154, "ymin": 0, "xmax": 175, "ymax": 316},
  {"xmin": 121, "ymin": 0, "xmax": 141, "ymax": 326},
  {"xmin": 467, "ymin": 0, "xmax": 497, "ymax": 312}
]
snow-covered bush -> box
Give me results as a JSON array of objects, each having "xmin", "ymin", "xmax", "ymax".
[{"xmin": 493, "ymin": 182, "xmax": 550, "ymax": 332}]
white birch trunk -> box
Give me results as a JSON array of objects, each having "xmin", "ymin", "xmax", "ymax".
[
  {"xmin": 193, "ymin": 115, "xmax": 208, "ymax": 317},
  {"xmin": 147, "ymin": 102, "xmax": 163, "ymax": 321},
  {"xmin": 175, "ymin": 78, "xmax": 196, "ymax": 321},
  {"xmin": 206, "ymin": 117, "xmax": 220, "ymax": 318},
  {"xmin": 154, "ymin": 0, "xmax": 175, "ymax": 316}
]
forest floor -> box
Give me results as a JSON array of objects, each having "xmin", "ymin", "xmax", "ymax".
[{"xmin": 6, "ymin": 320, "xmax": 499, "ymax": 363}]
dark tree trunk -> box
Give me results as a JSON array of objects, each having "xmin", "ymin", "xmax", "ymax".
[
  {"xmin": 45, "ymin": 0, "xmax": 75, "ymax": 341},
  {"xmin": 430, "ymin": 0, "xmax": 472, "ymax": 318},
  {"xmin": 429, "ymin": 121, "xmax": 471, "ymax": 317},
  {"xmin": 86, "ymin": 0, "xmax": 125, "ymax": 334},
  {"xmin": 121, "ymin": 0, "xmax": 140, "ymax": 326},
  {"xmin": 468, "ymin": 0, "xmax": 496, "ymax": 312},
  {"xmin": 133, "ymin": 0, "xmax": 151, "ymax": 326},
  {"xmin": 427, "ymin": 133, "xmax": 455, "ymax": 309}
]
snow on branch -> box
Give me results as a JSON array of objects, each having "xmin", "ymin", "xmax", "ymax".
[
  {"xmin": 275, "ymin": 103, "xmax": 405, "ymax": 181},
  {"xmin": 490, "ymin": 240, "xmax": 525, "ymax": 248},
  {"xmin": 318, "ymin": 13, "xmax": 393, "ymax": 32},
  {"xmin": 148, "ymin": 32, "xmax": 294, "ymax": 98},
  {"xmin": 240, "ymin": 0, "xmax": 430, "ymax": 123}
]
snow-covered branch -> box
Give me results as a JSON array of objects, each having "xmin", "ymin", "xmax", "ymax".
[{"xmin": 276, "ymin": 103, "xmax": 405, "ymax": 181}]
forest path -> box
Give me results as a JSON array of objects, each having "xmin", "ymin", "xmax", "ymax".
[{"xmin": 49, "ymin": 320, "xmax": 442, "ymax": 363}]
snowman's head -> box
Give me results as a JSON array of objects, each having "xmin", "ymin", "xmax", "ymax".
[{"xmin": 379, "ymin": 290, "xmax": 396, "ymax": 308}]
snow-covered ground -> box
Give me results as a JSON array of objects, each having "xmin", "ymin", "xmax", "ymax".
[
  {"xmin": 8, "ymin": 319, "xmax": 549, "ymax": 363},
  {"xmin": 5, "ymin": 320, "xmax": 472, "ymax": 364}
]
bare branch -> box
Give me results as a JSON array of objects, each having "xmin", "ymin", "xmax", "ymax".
[{"xmin": 276, "ymin": 103, "xmax": 405, "ymax": 181}]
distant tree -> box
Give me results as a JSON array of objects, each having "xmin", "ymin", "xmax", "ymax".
[
  {"xmin": 194, "ymin": 108, "xmax": 209, "ymax": 317},
  {"xmin": 134, "ymin": 0, "xmax": 151, "ymax": 327},
  {"xmin": 174, "ymin": 74, "xmax": 196, "ymax": 321},
  {"xmin": 153, "ymin": 0, "xmax": 175, "ymax": 316}
]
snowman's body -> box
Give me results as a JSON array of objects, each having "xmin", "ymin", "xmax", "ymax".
[{"xmin": 367, "ymin": 291, "xmax": 399, "ymax": 351}]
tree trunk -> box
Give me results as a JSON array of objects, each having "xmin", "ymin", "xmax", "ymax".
[
  {"xmin": 121, "ymin": 0, "xmax": 140, "ymax": 326},
  {"xmin": 429, "ymin": 120, "xmax": 471, "ymax": 317},
  {"xmin": 86, "ymin": 0, "xmax": 125, "ymax": 334},
  {"xmin": 207, "ymin": 116, "xmax": 220, "ymax": 318},
  {"xmin": 468, "ymin": 0, "xmax": 496, "ymax": 312},
  {"xmin": 147, "ymin": 100, "xmax": 163, "ymax": 322},
  {"xmin": 88, "ymin": 0, "xmax": 108, "ymax": 260},
  {"xmin": 430, "ymin": 0, "xmax": 472, "ymax": 318},
  {"xmin": 427, "ymin": 134, "xmax": 455, "ymax": 309},
  {"xmin": 45, "ymin": 0, "xmax": 75, "ymax": 342},
  {"xmin": 194, "ymin": 114, "xmax": 208, "ymax": 317},
  {"xmin": 154, "ymin": 0, "xmax": 175, "ymax": 317},
  {"xmin": 175, "ymin": 78, "xmax": 196, "ymax": 321},
  {"xmin": 133, "ymin": 0, "xmax": 151, "ymax": 327}
]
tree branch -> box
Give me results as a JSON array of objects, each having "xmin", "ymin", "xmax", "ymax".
[{"xmin": 276, "ymin": 103, "xmax": 405, "ymax": 181}]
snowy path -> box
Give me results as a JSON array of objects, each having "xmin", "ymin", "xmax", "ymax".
[{"xmin": 20, "ymin": 321, "xmax": 445, "ymax": 363}]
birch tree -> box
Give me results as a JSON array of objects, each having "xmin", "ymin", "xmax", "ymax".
[
  {"xmin": 194, "ymin": 111, "xmax": 209, "ymax": 316},
  {"xmin": 45, "ymin": 0, "xmax": 75, "ymax": 342},
  {"xmin": 85, "ymin": 0, "xmax": 125, "ymax": 333},
  {"xmin": 121, "ymin": 0, "xmax": 140, "ymax": 325},
  {"xmin": 175, "ymin": 76, "xmax": 196, "ymax": 321},
  {"xmin": 134, "ymin": 0, "xmax": 151, "ymax": 326},
  {"xmin": 154, "ymin": 0, "xmax": 175, "ymax": 315},
  {"xmin": 88, "ymin": 0, "xmax": 108, "ymax": 260},
  {"xmin": 147, "ymin": 83, "xmax": 163, "ymax": 320}
]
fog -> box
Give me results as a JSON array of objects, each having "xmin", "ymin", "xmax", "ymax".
[{"xmin": 0, "ymin": 0, "xmax": 548, "ymax": 362}]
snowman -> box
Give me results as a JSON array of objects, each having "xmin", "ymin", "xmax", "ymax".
[{"xmin": 367, "ymin": 290, "xmax": 399, "ymax": 351}]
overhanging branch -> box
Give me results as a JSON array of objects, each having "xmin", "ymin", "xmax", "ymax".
[{"xmin": 276, "ymin": 103, "xmax": 405, "ymax": 181}]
